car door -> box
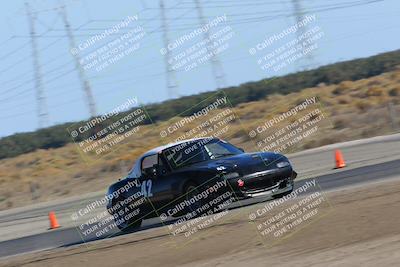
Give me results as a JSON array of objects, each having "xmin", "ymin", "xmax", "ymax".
[{"xmin": 140, "ymin": 153, "xmax": 174, "ymax": 210}]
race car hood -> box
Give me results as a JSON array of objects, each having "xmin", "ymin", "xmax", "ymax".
[{"xmin": 182, "ymin": 152, "xmax": 290, "ymax": 176}]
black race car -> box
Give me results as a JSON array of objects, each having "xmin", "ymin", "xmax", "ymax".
[{"xmin": 106, "ymin": 137, "xmax": 297, "ymax": 231}]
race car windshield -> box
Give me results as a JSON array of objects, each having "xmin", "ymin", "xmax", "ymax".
[
  {"xmin": 203, "ymin": 140, "xmax": 243, "ymax": 159},
  {"xmin": 163, "ymin": 139, "xmax": 243, "ymax": 169}
]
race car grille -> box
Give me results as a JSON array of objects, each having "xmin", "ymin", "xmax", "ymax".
[
  {"xmin": 243, "ymin": 175, "xmax": 282, "ymax": 191},
  {"xmin": 239, "ymin": 167, "xmax": 292, "ymax": 192}
]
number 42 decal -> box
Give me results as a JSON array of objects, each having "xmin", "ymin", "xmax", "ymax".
[{"xmin": 141, "ymin": 179, "xmax": 153, "ymax": 197}]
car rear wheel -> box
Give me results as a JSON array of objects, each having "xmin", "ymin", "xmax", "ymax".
[{"xmin": 117, "ymin": 218, "xmax": 142, "ymax": 232}]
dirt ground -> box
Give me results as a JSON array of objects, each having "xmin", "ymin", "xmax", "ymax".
[{"xmin": 1, "ymin": 178, "xmax": 400, "ymax": 267}]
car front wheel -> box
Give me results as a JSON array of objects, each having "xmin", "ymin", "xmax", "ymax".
[{"xmin": 113, "ymin": 198, "xmax": 143, "ymax": 232}]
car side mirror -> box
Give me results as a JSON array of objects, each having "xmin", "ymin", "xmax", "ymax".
[{"xmin": 142, "ymin": 165, "xmax": 159, "ymax": 179}]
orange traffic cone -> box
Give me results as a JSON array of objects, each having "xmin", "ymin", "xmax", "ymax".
[
  {"xmin": 48, "ymin": 211, "xmax": 60, "ymax": 229},
  {"xmin": 334, "ymin": 149, "xmax": 346, "ymax": 169}
]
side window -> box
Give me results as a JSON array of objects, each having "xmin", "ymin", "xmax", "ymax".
[
  {"xmin": 127, "ymin": 160, "xmax": 141, "ymax": 178},
  {"xmin": 141, "ymin": 154, "xmax": 158, "ymax": 173}
]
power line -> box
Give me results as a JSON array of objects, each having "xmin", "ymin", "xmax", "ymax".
[
  {"xmin": 292, "ymin": 0, "xmax": 315, "ymax": 70},
  {"xmin": 25, "ymin": 2, "xmax": 50, "ymax": 128},
  {"xmin": 59, "ymin": 4, "xmax": 97, "ymax": 118},
  {"xmin": 1, "ymin": 20, "xmax": 397, "ymax": 119},
  {"xmin": 0, "ymin": 3, "xmax": 188, "ymax": 101},
  {"xmin": 0, "ymin": 20, "xmax": 91, "ymax": 84},
  {"xmin": 194, "ymin": 0, "xmax": 226, "ymax": 89},
  {"xmin": 12, "ymin": 0, "xmax": 384, "ymax": 38},
  {"xmin": 160, "ymin": 0, "xmax": 180, "ymax": 98},
  {"xmin": 0, "ymin": 0, "xmax": 388, "ymax": 115},
  {"xmin": 0, "ymin": 0, "xmax": 384, "ymax": 102}
]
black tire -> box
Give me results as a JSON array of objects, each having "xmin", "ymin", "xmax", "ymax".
[
  {"xmin": 117, "ymin": 218, "xmax": 142, "ymax": 232},
  {"xmin": 273, "ymin": 189, "xmax": 293, "ymax": 199},
  {"xmin": 113, "ymin": 198, "xmax": 143, "ymax": 232}
]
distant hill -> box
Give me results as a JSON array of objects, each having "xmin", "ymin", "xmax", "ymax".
[{"xmin": 1, "ymin": 49, "xmax": 400, "ymax": 160}]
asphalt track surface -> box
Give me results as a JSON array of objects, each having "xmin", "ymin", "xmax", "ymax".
[{"xmin": 1, "ymin": 159, "xmax": 399, "ymax": 259}]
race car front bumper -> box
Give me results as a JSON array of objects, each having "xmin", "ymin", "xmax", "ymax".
[
  {"xmin": 227, "ymin": 168, "xmax": 297, "ymax": 199},
  {"xmin": 242, "ymin": 177, "xmax": 294, "ymax": 198}
]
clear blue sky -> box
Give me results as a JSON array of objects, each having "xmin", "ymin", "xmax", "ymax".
[{"xmin": 0, "ymin": 0, "xmax": 399, "ymax": 137}]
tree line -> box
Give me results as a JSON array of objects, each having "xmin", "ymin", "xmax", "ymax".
[{"xmin": 1, "ymin": 49, "xmax": 399, "ymax": 159}]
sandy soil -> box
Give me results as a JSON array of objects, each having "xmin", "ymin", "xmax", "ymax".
[{"xmin": 1, "ymin": 178, "xmax": 400, "ymax": 267}]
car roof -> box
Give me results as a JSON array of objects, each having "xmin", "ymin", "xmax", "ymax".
[{"xmin": 142, "ymin": 137, "xmax": 216, "ymax": 157}]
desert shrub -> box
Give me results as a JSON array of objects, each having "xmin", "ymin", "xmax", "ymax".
[
  {"xmin": 6, "ymin": 201, "xmax": 13, "ymax": 208},
  {"xmin": 389, "ymin": 87, "xmax": 400, "ymax": 96},
  {"xmin": 332, "ymin": 81, "xmax": 352, "ymax": 95},
  {"xmin": 355, "ymin": 100, "xmax": 372, "ymax": 112},
  {"xmin": 337, "ymin": 96, "xmax": 350, "ymax": 104},
  {"xmin": 333, "ymin": 118, "xmax": 347, "ymax": 129},
  {"xmin": 367, "ymin": 79, "xmax": 381, "ymax": 86},
  {"xmin": 366, "ymin": 87, "xmax": 383, "ymax": 97},
  {"xmin": 303, "ymin": 136, "xmax": 339, "ymax": 149}
]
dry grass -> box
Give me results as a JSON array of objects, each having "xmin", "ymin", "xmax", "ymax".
[{"xmin": 0, "ymin": 69, "xmax": 399, "ymax": 210}]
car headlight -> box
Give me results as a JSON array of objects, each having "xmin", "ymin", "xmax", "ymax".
[{"xmin": 277, "ymin": 161, "xmax": 290, "ymax": 168}]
